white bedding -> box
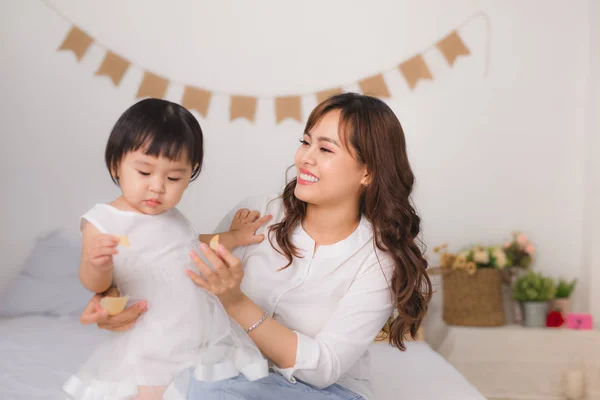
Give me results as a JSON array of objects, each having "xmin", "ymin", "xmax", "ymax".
[{"xmin": 0, "ymin": 315, "xmax": 485, "ymax": 400}]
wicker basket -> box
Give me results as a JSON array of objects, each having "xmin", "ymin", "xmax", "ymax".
[{"xmin": 442, "ymin": 268, "xmax": 505, "ymax": 326}]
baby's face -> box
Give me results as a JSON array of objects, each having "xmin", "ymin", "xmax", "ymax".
[{"xmin": 115, "ymin": 150, "xmax": 193, "ymax": 215}]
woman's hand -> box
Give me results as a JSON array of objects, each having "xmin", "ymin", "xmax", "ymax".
[
  {"xmin": 186, "ymin": 243, "xmax": 245, "ymax": 310},
  {"xmin": 80, "ymin": 289, "xmax": 147, "ymax": 332}
]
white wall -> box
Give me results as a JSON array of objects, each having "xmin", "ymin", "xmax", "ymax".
[
  {"xmin": 0, "ymin": 0, "xmax": 596, "ymax": 322},
  {"xmin": 588, "ymin": 1, "xmax": 600, "ymax": 329}
]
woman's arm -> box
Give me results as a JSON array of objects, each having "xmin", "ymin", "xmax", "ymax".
[
  {"xmin": 226, "ymin": 295, "xmax": 298, "ymax": 368},
  {"xmin": 187, "ymin": 244, "xmax": 297, "ymax": 368},
  {"xmin": 271, "ymin": 260, "xmax": 394, "ymax": 388},
  {"xmin": 187, "ymin": 245, "xmax": 395, "ymax": 387}
]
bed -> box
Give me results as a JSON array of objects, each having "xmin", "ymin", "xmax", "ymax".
[
  {"xmin": 0, "ymin": 315, "xmax": 485, "ymax": 400},
  {"xmin": 0, "ymin": 229, "xmax": 486, "ymax": 399}
]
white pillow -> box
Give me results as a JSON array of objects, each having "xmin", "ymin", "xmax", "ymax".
[
  {"xmin": 0, "ymin": 275, "xmax": 91, "ymax": 317},
  {"xmin": 0, "ymin": 229, "xmax": 90, "ymax": 318},
  {"xmin": 20, "ymin": 229, "xmax": 81, "ymax": 279}
]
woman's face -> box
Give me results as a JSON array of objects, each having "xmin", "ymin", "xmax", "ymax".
[{"xmin": 294, "ymin": 110, "xmax": 368, "ymax": 208}]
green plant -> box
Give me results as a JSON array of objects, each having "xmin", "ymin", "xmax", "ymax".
[
  {"xmin": 555, "ymin": 278, "xmax": 577, "ymax": 299},
  {"xmin": 512, "ymin": 271, "xmax": 556, "ymax": 302}
]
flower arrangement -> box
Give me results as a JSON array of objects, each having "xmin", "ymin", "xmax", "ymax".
[
  {"xmin": 433, "ymin": 243, "xmax": 508, "ymax": 275},
  {"xmin": 512, "ymin": 271, "xmax": 556, "ymax": 302},
  {"xmin": 504, "ymin": 232, "xmax": 535, "ymax": 268}
]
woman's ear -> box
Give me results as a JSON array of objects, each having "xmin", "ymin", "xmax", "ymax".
[{"xmin": 361, "ymin": 170, "xmax": 371, "ymax": 187}]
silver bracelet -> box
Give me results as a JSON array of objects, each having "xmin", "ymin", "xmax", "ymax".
[{"xmin": 245, "ymin": 312, "xmax": 268, "ymax": 333}]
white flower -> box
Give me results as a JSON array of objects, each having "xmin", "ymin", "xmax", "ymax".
[
  {"xmin": 493, "ymin": 248, "xmax": 507, "ymax": 269},
  {"xmin": 473, "ymin": 249, "xmax": 490, "ymax": 264}
]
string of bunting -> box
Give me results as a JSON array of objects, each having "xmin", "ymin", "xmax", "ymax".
[{"xmin": 46, "ymin": 1, "xmax": 489, "ymax": 123}]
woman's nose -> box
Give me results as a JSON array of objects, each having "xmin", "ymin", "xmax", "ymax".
[{"xmin": 301, "ymin": 147, "xmax": 317, "ymax": 166}]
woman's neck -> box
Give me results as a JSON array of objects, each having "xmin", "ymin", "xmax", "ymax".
[{"xmin": 302, "ymin": 203, "xmax": 361, "ymax": 246}]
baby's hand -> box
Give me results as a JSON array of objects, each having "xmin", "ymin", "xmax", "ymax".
[
  {"xmin": 87, "ymin": 233, "xmax": 120, "ymax": 269},
  {"xmin": 229, "ymin": 208, "xmax": 273, "ymax": 247}
]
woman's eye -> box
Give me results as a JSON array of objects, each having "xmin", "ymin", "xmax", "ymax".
[
  {"xmin": 320, "ymin": 147, "xmax": 333, "ymax": 153},
  {"xmin": 299, "ymin": 139, "xmax": 309, "ymax": 146}
]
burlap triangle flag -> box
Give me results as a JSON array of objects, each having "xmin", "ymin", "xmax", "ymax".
[
  {"xmin": 436, "ymin": 31, "xmax": 471, "ymax": 66},
  {"xmin": 316, "ymin": 88, "xmax": 343, "ymax": 104},
  {"xmin": 275, "ymin": 96, "xmax": 302, "ymax": 123},
  {"xmin": 58, "ymin": 26, "xmax": 93, "ymax": 61},
  {"xmin": 136, "ymin": 72, "xmax": 169, "ymax": 99},
  {"xmin": 96, "ymin": 51, "xmax": 130, "ymax": 86},
  {"xmin": 399, "ymin": 55, "xmax": 432, "ymax": 90},
  {"xmin": 230, "ymin": 96, "xmax": 257, "ymax": 122},
  {"xmin": 358, "ymin": 74, "xmax": 390, "ymax": 98},
  {"xmin": 182, "ymin": 86, "xmax": 212, "ymax": 117}
]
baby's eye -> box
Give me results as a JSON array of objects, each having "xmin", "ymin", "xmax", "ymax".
[
  {"xmin": 137, "ymin": 171, "xmax": 150, "ymax": 176},
  {"xmin": 168, "ymin": 177, "xmax": 181, "ymax": 182}
]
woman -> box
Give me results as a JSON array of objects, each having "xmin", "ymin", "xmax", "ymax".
[{"xmin": 81, "ymin": 93, "xmax": 432, "ymax": 400}]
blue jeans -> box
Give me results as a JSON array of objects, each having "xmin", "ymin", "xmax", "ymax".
[{"xmin": 187, "ymin": 372, "xmax": 364, "ymax": 400}]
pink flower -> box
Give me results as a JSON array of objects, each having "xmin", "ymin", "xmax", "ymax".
[
  {"xmin": 525, "ymin": 244, "xmax": 535, "ymax": 254},
  {"xmin": 517, "ymin": 233, "xmax": 528, "ymax": 246}
]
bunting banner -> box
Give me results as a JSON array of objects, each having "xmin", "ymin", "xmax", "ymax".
[{"xmin": 50, "ymin": 2, "xmax": 490, "ymax": 124}]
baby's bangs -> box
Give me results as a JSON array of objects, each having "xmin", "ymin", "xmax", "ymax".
[{"xmin": 133, "ymin": 130, "xmax": 192, "ymax": 164}]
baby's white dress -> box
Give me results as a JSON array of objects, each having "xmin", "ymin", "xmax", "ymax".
[{"xmin": 63, "ymin": 204, "xmax": 268, "ymax": 400}]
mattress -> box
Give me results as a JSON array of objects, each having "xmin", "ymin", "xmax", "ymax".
[{"xmin": 0, "ymin": 315, "xmax": 485, "ymax": 399}]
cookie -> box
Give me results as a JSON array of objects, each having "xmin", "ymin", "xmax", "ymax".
[{"xmin": 99, "ymin": 295, "xmax": 129, "ymax": 316}]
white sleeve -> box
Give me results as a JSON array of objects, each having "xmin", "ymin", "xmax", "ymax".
[
  {"xmin": 273, "ymin": 256, "xmax": 395, "ymax": 388},
  {"xmin": 212, "ymin": 195, "xmax": 271, "ymax": 234}
]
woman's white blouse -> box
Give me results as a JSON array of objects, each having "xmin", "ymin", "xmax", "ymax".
[{"xmin": 213, "ymin": 195, "xmax": 395, "ymax": 400}]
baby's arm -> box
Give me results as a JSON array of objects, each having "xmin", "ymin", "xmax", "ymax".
[
  {"xmin": 198, "ymin": 232, "xmax": 238, "ymax": 252},
  {"xmin": 78, "ymin": 221, "xmax": 119, "ymax": 293},
  {"xmin": 198, "ymin": 208, "xmax": 272, "ymax": 251}
]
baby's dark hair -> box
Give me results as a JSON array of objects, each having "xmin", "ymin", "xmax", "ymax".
[{"xmin": 105, "ymin": 98, "xmax": 204, "ymax": 184}]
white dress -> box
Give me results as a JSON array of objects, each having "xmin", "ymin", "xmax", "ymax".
[{"xmin": 63, "ymin": 204, "xmax": 268, "ymax": 400}]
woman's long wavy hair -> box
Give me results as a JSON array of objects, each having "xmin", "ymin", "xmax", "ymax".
[{"xmin": 268, "ymin": 92, "xmax": 432, "ymax": 351}]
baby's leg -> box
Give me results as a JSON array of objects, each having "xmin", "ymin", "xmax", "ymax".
[{"xmin": 134, "ymin": 385, "xmax": 166, "ymax": 400}]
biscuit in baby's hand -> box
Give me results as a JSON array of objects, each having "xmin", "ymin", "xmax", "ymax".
[
  {"xmin": 100, "ymin": 295, "xmax": 129, "ymax": 316},
  {"xmin": 116, "ymin": 235, "xmax": 130, "ymax": 247},
  {"xmin": 209, "ymin": 234, "xmax": 220, "ymax": 251}
]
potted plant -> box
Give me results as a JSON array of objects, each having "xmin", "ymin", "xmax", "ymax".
[
  {"xmin": 501, "ymin": 232, "xmax": 536, "ymax": 324},
  {"xmin": 512, "ymin": 271, "xmax": 556, "ymax": 328},
  {"xmin": 551, "ymin": 278, "xmax": 577, "ymax": 318}
]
